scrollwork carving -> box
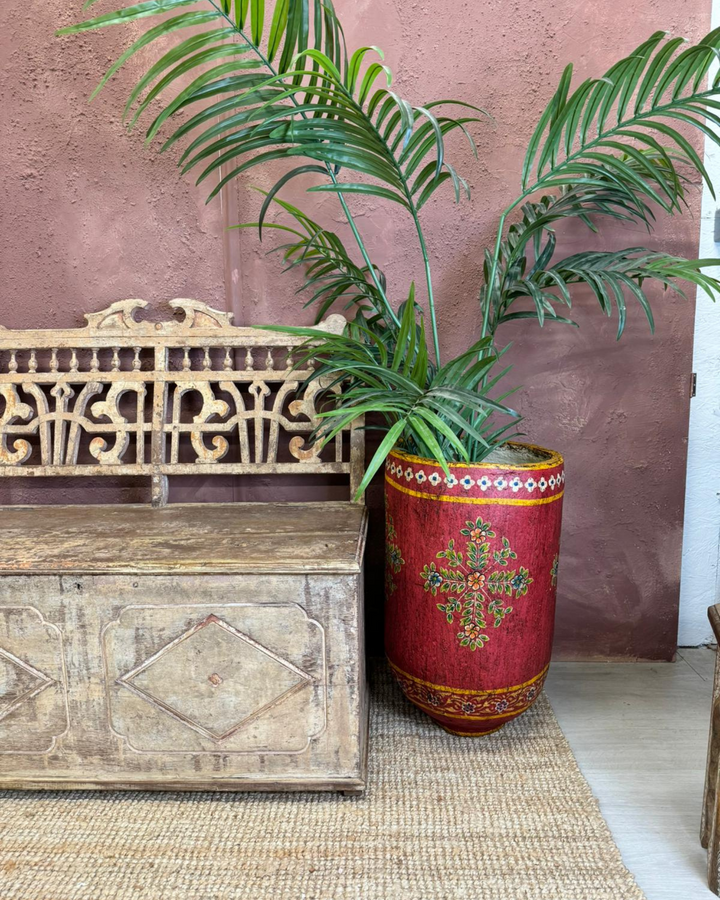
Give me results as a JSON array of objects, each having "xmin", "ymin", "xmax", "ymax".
[
  {"xmin": 89, "ymin": 383, "xmax": 146, "ymax": 466},
  {"xmin": 288, "ymin": 436, "xmax": 322, "ymax": 462},
  {"xmin": 189, "ymin": 383, "xmax": 230, "ymax": 463},
  {"xmin": 81, "ymin": 299, "xmax": 236, "ymax": 336},
  {"xmin": 83, "ymin": 299, "xmax": 150, "ymax": 333},
  {"xmin": 0, "ymin": 385, "xmax": 34, "ymax": 465},
  {"xmin": 168, "ymin": 299, "xmax": 235, "ymax": 332},
  {"xmin": 65, "ymin": 382, "xmax": 104, "ymax": 465},
  {"xmin": 170, "ymin": 382, "xmax": 231, "ymax": 464},
  {"xmin": 0, "ymin": 301, "xmax": 362, "ymax": 498}
]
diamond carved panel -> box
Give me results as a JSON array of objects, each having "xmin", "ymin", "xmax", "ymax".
[
  {"xmin": 117, "ymin": 615, "xmax": 313, "ymax": 743},
  {"xmin": 0, "ymin": 648, "xmax": 54, "ymax": 723},
  {"xmin": 105, "ymin": 602, "xmax": 327, "ymax": 755},
  {"xmin": 0, "ymin": 606, "xmax": 68, "ymax": 756}
]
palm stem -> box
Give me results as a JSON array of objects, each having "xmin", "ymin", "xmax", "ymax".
[
  {"xmin": 481, "ymin": 212, "xmax": 506, "ymax": 339},
  {"xmin": 409, "ymin": 205, "xmax": 441, "ymax": 365},
  {"xmin": 332, "ymin": 93, "xmax": 442, "ymax": 364},
  {"xmin": 207, "ymin": 0, "xmax": 399, "ymax": 328}
]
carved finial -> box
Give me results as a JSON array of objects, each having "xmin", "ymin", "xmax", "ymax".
[
  {"xmin": 84, "ymin": 299, "xmax": 149, "ymax": 333},
  {"xmin": 82, "ymin": 299, "xmax": 235, "ymax": 335},
  {"xmin": 168, "ymin": 299, "xmax": 235, "ymax": 331},
  {"xmin": 316, "ymin": 314, "xmax": 347, "ymax": 336}
]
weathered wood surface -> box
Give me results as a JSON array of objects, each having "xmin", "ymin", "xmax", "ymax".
[
  {"xmin": 702, "ymin": 604, "xmax": 720, "ymax": 892},
  {"xmin": 0, "ymin": 502, "xmax": 368, "ymax": 575},
  {"xmin": 0, "ymin": 299, "xmax": 365, "ymax": 502},
  {"xmin": 0, "ymin": 571, "xmax": 367, "ymax": 790},
  {"xmin": 0, "ymin": 300, "xmax": 369, "ymax": 792}
]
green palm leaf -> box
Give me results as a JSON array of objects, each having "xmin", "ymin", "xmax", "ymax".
[
  {"xmin": 60, "ymin": 0, "xmax": 491, "ymax": 365},
  {"xmin": 496, "ymin": 247, "xmax": 720, "ymax": 338},
  {"xmin": 233, "ymin": 189, "xmax": 393, "ymax": 326},
  {"xmin": 482, "ymin": 30, "xmax": 720, "ymax": 341},
  {"xmin": 262, "ymin": 309, "xmax": 520, "ymax": 498},
  {"xmin": 521, "ymin": 29, "xmax": 720, "ymax": 196}
]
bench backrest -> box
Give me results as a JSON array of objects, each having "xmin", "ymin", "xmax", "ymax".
[{"xmin": 0, "ymin": 299, "xmax": 364, "ymax": 505}]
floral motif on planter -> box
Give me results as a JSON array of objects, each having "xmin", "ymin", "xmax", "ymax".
[
  {"xmin": 420, "ymin": 516, "xmax": 534, "ymax": 651},
  {"xmin": 389, "ymin": 660, "xmax": 549, "ymax": 722},
  {"xmin": 385, "ymin": 510, "xmax": 405, "ymax": 596}
]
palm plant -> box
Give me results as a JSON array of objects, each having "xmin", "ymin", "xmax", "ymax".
[{"xmin": 59, "ymin": 3, "xmax": 720, "ymax": 495}]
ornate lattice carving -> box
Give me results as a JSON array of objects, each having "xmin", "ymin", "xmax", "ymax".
[{"xmin": 0, "ymin": 300, "xmax": 363, "ymax": 503}]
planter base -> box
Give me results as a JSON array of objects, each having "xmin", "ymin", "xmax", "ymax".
[
  {"xmin": 439, "ymin": 723, "xmax": 505, "ymax": 737},
  {"xmin": 389, "ymin": 657, "xmax": 548, "ymax": 736}
]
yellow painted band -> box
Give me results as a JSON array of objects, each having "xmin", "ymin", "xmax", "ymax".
[
  {"xmin": 390, "ymin": 442, "xmax": 564, "ymax": 471},
  {"xmin": 386, "ymin": 476, "xmax": 564, "ymax": 506},
  {"xmin": 389, "ymin": 660, "xmax": 550, "ymax": 696}
]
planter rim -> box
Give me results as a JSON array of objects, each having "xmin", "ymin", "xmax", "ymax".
[{"xmin": 389, "ymin": 441, "xmax": 563, "ymax": 471}]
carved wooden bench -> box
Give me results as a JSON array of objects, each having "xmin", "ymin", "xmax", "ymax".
[{"xmin": 0, "ymin": 299, "xmax": 368, "ymax": 792}]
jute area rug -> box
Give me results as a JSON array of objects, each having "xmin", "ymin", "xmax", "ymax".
[{"xmin": 0, "ymin": 663, "xmax": 645, "ymax": 900}]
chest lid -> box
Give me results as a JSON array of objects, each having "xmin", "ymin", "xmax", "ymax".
[{"xmin": 0, "ymin": 502, "xmax": 368, "ymax": 575}]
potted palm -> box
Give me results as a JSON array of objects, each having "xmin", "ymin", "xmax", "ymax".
[{"xmin": 60, "ymin": 2, "xmax": 720, "ymax": 735}]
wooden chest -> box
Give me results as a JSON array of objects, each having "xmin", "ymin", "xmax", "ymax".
[{"xmin": 0, "ymin": 301, "xmax": 368, "ymax": 791}]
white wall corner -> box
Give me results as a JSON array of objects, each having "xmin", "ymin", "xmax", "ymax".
[{"xmin": 678, "ymin": 70, "xmax": 720, "ymax": 644}]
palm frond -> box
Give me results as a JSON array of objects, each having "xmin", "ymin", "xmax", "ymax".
[
  {"xmin": 495, "ymin": 246, "xmax": 720, "ymax": 337},
  {"xmin": 58, "ymin": 4, "xmax": 482, "ymax": 213},
  {"xmin": 522, "ymin": 29, "xmax": 720, "ymax": 201},
  {"xmin": 483, "ymin": 187, "xmax": 720, "ymax": 335},
  {"xmin": 481, "ymin": 30, "xmax": 720, "ymax": 341},
  {"xmin": 233, "ymin": 190, "xmax": 392, "ymax": 324},
  {"xmin": 262, "ymin": 299, "xmax": 520, "ymax": 497},
  {"xmin": 60, "ymin": 0, "xmax": 489, "ymax": 365}
]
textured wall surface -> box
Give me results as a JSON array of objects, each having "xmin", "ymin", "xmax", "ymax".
[
  {"xmin": 0, "ymin": 1, "xmax": 226, "ymax": 506},
  {"xmin": 0, "ymin": 0, "xmax": 711, "ymax": 657}
]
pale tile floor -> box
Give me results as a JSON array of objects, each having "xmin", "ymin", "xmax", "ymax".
[{"xmin": 546, "ymin": 648, "xmax": 716, "ymax": 900}]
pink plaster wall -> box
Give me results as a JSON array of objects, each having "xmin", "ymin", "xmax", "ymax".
[
  {"xmin": 0, "ymin": 0, "xmax": 710, "ymax": 657},
  {"xmin": 0, "ymin": 0, "xmax": 226, "ymax": 507}
]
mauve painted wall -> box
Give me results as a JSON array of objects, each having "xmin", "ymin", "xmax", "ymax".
[{"xmin": 0, "ymin": 0, "xmax": 710, "ymax": 657}]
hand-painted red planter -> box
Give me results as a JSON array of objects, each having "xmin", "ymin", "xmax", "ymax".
[{"xmin": 384, "ymin": 443, "xmax": 564, "ymax": 736}]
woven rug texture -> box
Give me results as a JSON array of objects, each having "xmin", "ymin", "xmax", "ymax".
[{"xmin": 0, "ymin": 663, "xmax": 646, "ymax": 900}]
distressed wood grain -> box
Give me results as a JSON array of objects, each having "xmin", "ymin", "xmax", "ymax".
[
  {"xmin": 0, "ymin": 503, "xmax": 368, "ymax": 575},
  {"xmin": 0, "ymin": 301, "xmax": 369, "ymax": 792}
]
